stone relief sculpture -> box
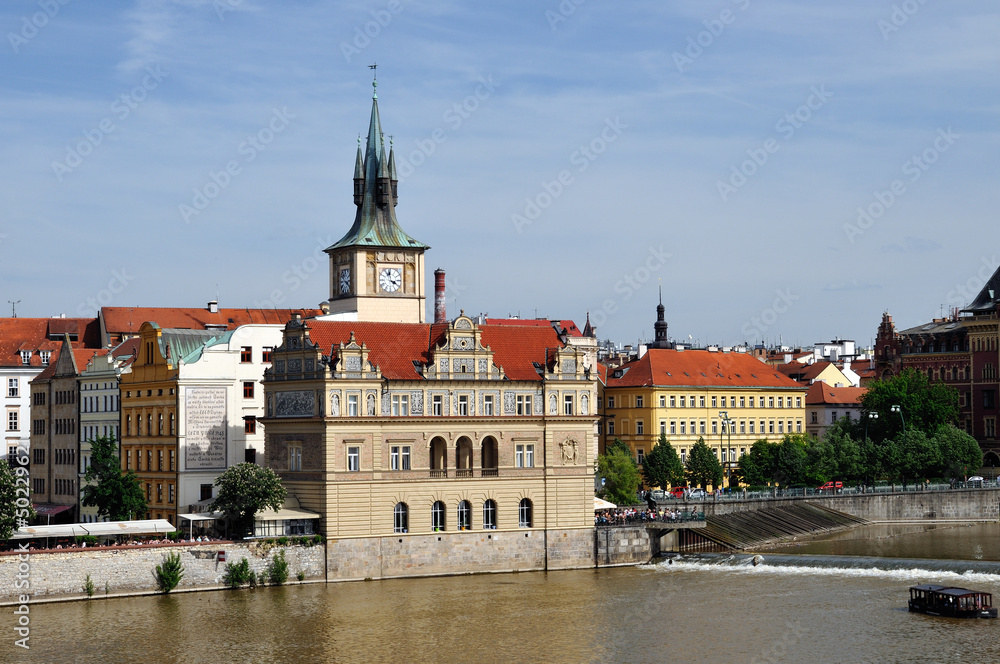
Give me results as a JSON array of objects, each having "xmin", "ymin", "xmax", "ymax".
[
  {"xmin": 559, "ymin": 439, "xmax": 579, "ymax": 465},
  {"xmin": 367, "ymin": 393, "xmax": 376, "ymax": 416}
]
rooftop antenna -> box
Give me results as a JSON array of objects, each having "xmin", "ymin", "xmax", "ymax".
[{"xmin": 8, "ymin": 300, "xmax": 20, "ymax": 318}]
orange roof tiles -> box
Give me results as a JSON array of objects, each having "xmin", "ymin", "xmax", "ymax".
[
  {"xmin": 484, "ymin": 318, "xmax": 582, "ymax": 337},
  {"xmin": 805, "ymin": 382, "xmax": 866, "ymax": 405},
  {"xmin": 606, "ymin": 349, "xmax": 805, "ymax": 389},
  {"xmin": 101, "ymin": 307, "xmax": 323, "ymax": 338},
  {"xmin": 0, "ymin": 317, "xmax": 101, "ymax": 368},
  {"xmin": 304, "ymin": 321, "xmax": 567, "ymax": 382}
]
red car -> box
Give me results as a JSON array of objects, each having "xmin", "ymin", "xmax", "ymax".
[
  {"xmin": 669, "ymin": 487, "xmax": 686, "ymax": 498},
  {"xmin": 817, "ymin": 481, "xmax": 843, "ymax": 493}
]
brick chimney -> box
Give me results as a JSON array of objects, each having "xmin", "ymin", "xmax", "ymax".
[{"xmin": 434, "ymin": 268, "xmax": 446, "ymax": 324}]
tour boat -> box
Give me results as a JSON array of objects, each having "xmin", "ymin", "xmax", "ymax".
[{"xmin": 908, "ymin": 584, "xmax": 998, "ymax": 619}]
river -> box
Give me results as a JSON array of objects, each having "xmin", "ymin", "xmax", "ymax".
[{"xmin": 17, "ymin": 524, "xmax": 1000, "ymax": 663}]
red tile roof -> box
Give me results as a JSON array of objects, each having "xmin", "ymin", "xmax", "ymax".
[
  {"xmin": 484, "ymin": 318, "xmax": 582, "ymax": 337},
  {"xmin": 606, "ymin": 349, "xmax": 804, "ymax": 389},
  {"xmin": 304, "ymin": 321, "xmax": 567, "ymax": 382},
  {"xmin": 0, "ymin": 318, "xmax": 101, "ymax": 368},
  {"xmin": 101, "ymin": 307, "xmax": 323, "ymax": 339},
  {"xmin": 776, "ymin": 360, "xmax": 837, "ymax": 382},
  {"xmin": 805, "ymin": 382, "xmax": 866, "ymax": 405},
  {"xmin": 33, "ymin": 347, "xmax": 109, "ymax": 381}
]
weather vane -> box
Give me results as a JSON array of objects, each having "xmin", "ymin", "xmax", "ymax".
[{"xmin": 369, "ymin": 63, "xmax": 378, "ymax": 97}]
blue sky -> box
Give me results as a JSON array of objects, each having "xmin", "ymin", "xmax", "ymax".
[{"xmin": 1, "ymin": 0, "xmax": 997, "ymax": 349}]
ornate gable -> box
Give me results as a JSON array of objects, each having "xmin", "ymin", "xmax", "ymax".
[{"xmin": 423, "ymin": 313, "xmax": 505, "ymax": 381}]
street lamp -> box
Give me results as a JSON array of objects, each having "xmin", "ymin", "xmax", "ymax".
[
  {"xmin": 891, "ymin": 404, "xmax": 905, "ymax": 438},
  {"xmin": 719, "ymin": 411, "xmax": 733, "ymax": 490},
  {"xmin": 864, "ymin": 411, "xmax": 879, "ymax": 441}
]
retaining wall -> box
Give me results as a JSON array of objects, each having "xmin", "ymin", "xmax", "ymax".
[{"xmin": 595, "ymin": 526, "xmax": 656, "ymax": 566}]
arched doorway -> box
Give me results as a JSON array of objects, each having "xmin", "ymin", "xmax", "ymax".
[
  {"xmin": 481, "ymin": 436, "xmax": 498, "ymax": 477},
  {"xmin": 430, "ymin": 437, "xmax": 447, "ymax": 478},
  {"xmin": 456, "ymin": 436, "xmax": 473, "ymax": 477}
]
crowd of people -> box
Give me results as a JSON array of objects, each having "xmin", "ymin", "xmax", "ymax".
[{"xmin": 594, "ymin": 507, "xmax": 703, "ymax": 525}]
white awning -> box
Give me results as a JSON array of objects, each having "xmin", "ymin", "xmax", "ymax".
[
  {"xmin": 254, "ymin": 508, "xmax": 321, "ymax": 521},
  {"xmin": 594, "ymin": 497, "xmax": 617, "ymax": 510},
  {"xmin": 12, "ymin": 519, "xmax": 176, "ymax": 539},
  {"xmin": 178, "ymin": 512, "xmax": 224, "ymax": 522}
]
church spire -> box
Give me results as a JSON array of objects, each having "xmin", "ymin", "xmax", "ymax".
[
  {"xmin": 326, "ymin": 73, "xmax": 429, "ymax": 252},
  {"xmin": 651, "ymin": 285, "xmax": 670, "ymax": 348}
]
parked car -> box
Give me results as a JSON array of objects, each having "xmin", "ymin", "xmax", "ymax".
[
  {"xmin": 967, "ymin": 476, "xmax": 984, "ymax": 487},
  {"xmin": 687, "ymin": 488, "xmax": 707, "ymax": 499},
  {"xmin": 669, "ymin": 487, "xmax": 687, "ymax": 499},
  {"xmin": 817, "ymin": 481, "xmax": 843, "ymax": 493}
]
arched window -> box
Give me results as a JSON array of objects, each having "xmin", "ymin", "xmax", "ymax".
[
  {"xmin": 393, "ymin": 503, "xmax": 408, "ymax": 533},
  {"xmin": 457, "ymin": 500, "xmax": 471, "ymax": 530},
  {"xmin": 481, "ymin": 437, "xmax": 498, "ymax": 477},
  {"xmin": 430, "ymin": 437, "xmax": 447, "ymax": 477},
  {"xmin": 518, "ymin": 498, "xmax": 532, "ymax": 528},
  {"xmin": 431, "ymin": 500, "xmax": 446, "ymax": 531},
  {"xmin": 483, "ymin": 500, "xmax": 497, "ymax": 529}
]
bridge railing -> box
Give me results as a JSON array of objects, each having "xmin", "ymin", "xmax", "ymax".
[
  {"xmin": 638, "ymin": 480, "xmax": 998, "ymax": 504},
  {"xmin": 595, "ymin": 510, "xmax": 705, "ymax": 527}
]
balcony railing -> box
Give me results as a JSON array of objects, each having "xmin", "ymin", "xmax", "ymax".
[
  {"xmin": 429, "ymin": 469, "xmax": 448, "ymax": 478},
  {"xmin": 481, "ymin": 468, "xmax": 499, "ymax": 478},
  {"xmin": 455, "ymin": 469, "xmax": 473, "ymax": 478}
]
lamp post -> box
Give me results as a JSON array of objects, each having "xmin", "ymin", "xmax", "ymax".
[
  {"xmin": 891, "ymin": 404, "xmax": 905, "ymax": 438},
  {"xmin": 864, "ymin": 411, "xmax": 879, "ymax": 441},
  {"xmin": 719, "ymin": 411, "xmax": 734, "ymax": 490}
]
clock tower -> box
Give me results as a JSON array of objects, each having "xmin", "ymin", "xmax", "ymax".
[{"xmin": 324, "ymin": 78, "xmax": 429, "ymax": 323}]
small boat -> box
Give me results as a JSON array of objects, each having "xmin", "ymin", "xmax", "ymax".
[{"xmin": 908, "ymin": 584, "xmax": 998, "ymax": 619}]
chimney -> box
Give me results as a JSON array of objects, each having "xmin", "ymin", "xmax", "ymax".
[
  {"xmin": 319, "ymin": 301, "xmax": 330, "ymax": 314},
  {"xmin": 207, "ymin": 301, "xmax": 219, "ymax": 313},
  {"xmin": 434, "ymin": 268, "xmax": 446, "ymax": 323}
]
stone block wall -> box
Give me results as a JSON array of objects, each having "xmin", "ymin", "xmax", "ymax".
[
  {"xmin": 0, "ymin": 542, "xmax": 325, "ymax": 601},
  {"xmin": 595, "ymin": 526, "xmax": 655, "ymax": 566}
]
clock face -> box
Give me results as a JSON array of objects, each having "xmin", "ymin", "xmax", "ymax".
[
  {"xmin": 379, "ymin": 267, "xmax": 402, "ymax": 293},
  {"xmin": 339, "ymin": 268, "xmax": 350, "ymax": 294}
]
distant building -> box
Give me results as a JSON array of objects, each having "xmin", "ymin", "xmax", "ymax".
[
  {"xmin": 804, "ymin": 382, "xmax": 866, "ymax": 440},
  {"xmin": 775, "ymin": 360, "xmax": 853, "ymax": 388}
]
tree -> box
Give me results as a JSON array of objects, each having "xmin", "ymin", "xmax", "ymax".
[
  {"xmin": 641, "ymin": 434, "xmax": 685, "ymax": 489},
  {"xmin": 82, "ymin": 435, "xmax": 146, "ymax": 521},
  {"xmin": 597, "ymin": 446, "xmax": 640, "ymax": 506},
  {"xmin": 933, "ymin": 425, "xmax": 983, "ymax": 480},
  {"xmin": 210, "ymin": 463, "xmax": 287, "ymax": 538},
  {"xmin": 607, "ymin": 438, "xmax": 632, "ymax": 458},
  {"xmin": 1, "ymin": 461, "xmax": 29, "ymax": 541},
  {"xmin": 821, "ymin": 420, "xmax": 863, "ymax": 481},
  {"xmin": 685, "ymin": 437, "xmax": 723, "ymax": 489},
  {"xmin": 859, "ymin": 368, "xmax": 960, "ymax": 441},
  {"xmin": 735, "ymin": 439, "xmax": 776, "ymax": 487}
]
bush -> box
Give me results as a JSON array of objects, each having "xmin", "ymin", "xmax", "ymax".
[
  {"xmin": 276, "ymin": 536, "xmax": 289, "ymax": 546},
  {"xmin": 296, "ymin": 570, "xmax": 306, "ymax": 582},
  {"xmin": 155, "ymin": 551, "xmax": 185, "ymax": 593},
  {"xmin": 267, "ymin": 550, "xmax": 289, "ymax": 585},
  {"xmin": 312, "ymin": 534, "xmax": 324, "ymax": 545},
  {"xmin": 222, "ymin": 558, "xmax": 253, "ymax": 589},
  {"xmin": 76, "ymin": 535, "xmax": 99, "ymax": 547},
  {"xmin": 83, "ymin": 574, "xmax": 95, "ymax": 598}
]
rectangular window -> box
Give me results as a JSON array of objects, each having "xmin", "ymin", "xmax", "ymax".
[
  {"xmin": 7, "ymin": 378, "xmax": 18, "ymax": 398},
  {"xmin": 712, "ymin": 420, "xmax": 718, "ymax": 435},
  {"xmin": 608, "ymin": 420, "xmax": 615, "ymax": 435},
  {"xmin": 607, "ymin": 396, "xmax": 615, "ymax": 409},
  {"xmin": 390, "ymin": 445, "xmax": 411, "ymax": 471},
  {"xmin": 33, "ymin": 448, "xmax": 44, "ymax": 465},
  {"xmin": 158, "ymin": 413, "xmax": 164, "ymax": 435},
  {"xmin": 200, "ymin": 484, "xmax": 213, "ymax": 501},
  {"xmin": 516, "ymin": 395, "xmax": 532, "ymax": 415},
  {"xmin": 457, "ymin": 395, "xmax": 468, "ymax": 416},
  {"xmin": 984, "ymin": 391, "xmax": 996, "ymax": 409},
  {"xmin": 516, "ymin": 444, "xmax": 535, "ymax": 468},
  {"xmin": 348, "ymin": 395, "xmax": 359, "ymax": 417},
  {"xmin": 759, "ymin": 396, "xmax": 765, "ymax": 408},
  {"xmin": 243, "ymin": 381, "xmax": 255, "ymax": 399},
  {"xmin": 721, "ymin": 448, "xmax": 728, "ymax": 463},
  {"xmin": 777, "ymin": 397, "xmax": 784, "ymax": 409},
  {"xmin": 796, "ymin": 397, "xmax": 802, "ymax": 408},
  {"xmin": 768, "ymin": 420, "xmax": 775, "ymax": 434},
  {"xmin": 157, "ymin": 484, "xmax": 163, "ymax": 503},
  {"xmin": 699, "ymin": 396, "xmax": 706, "ymax": 408},
  {"xmin": 660, "ymin": 421, "xmax": 666, "ymax": 435},
  {"xmin": 659, "ymin": 395, "xmax": 665, "ymax": 408},
  {"xmin": 711, "ymin": 396, "xmax": 717, "ymax": 408},
  {"xmin": 289, "ymin": 445, "xmax": 302, "ymax": 471},
  {"xmin": 167, "ymin": 484, "xmax": 175, "ymax": 504},
  {"xmin": 679, "ymin": 396, "xmax": 685, "ymax": 408},
  {"xmin": 564, "ymin": 395, "xmax": 574, "ymax": 415},
  {"xmin": 768, "ymin": 397, "xmax": 775, "ymax": 408},
  {"xmin": 670, "ymin": 396, "xmax": 676, "ymax": 408},
  {"xmin": 347, "ymin": 446, "xmax": 360, "ymax": 471},
  {"xmin": 432, "ymin": 395, "xmax": 443, "ymax": 416},
  {"xmin": 985, "ymin": 418, "xmax": 996, "ymax": 438},
  {"xmin": 740, "ymin": 397, "xmax": 745, "ymax": 408},
  {"xmin": 240, "ymin": 346, "xmax": 252, "ymax": 363},
  {"xmin": 778, "ymin": 421, "xmax": 784, "ymax": 434},
  {"xmin": 637, "ymin": 449, "xmax": 645, "ymax": 465},
  {"xmin": 169, "ymin": 450, "xmax": 175, "ymax": 471},
  {"xmin": 680, "ymin": 421, "xmax": 686, "ymax": 435},
  {"xmin": 636, "ymin": 395, "xmax": 644, "ymax": 408},
  {"xmin": 796, "ymin": 420, "xmax": 802, "ymax": 433},
  {"xmin": 245, "ymin": 417, "xmax": 256, "ymax": 434},
  {"xmin": 146, "ymin": 483, "xmax": 152, "ymax": 501},
  {"xmin": 699, "ymin": 420, "xmax": 706, "ymax": 435},
  {"xmin": 392, "ymin": 394, "xmax": 410, "ymax": 416},
  {"xmin": 740, "ymin": 420, "xmax": 746, "ymax": 434},
  {"xmin": 749, "ymin": 420, "xmax": 755, "ymax": 434},
  {"xmin": 483, "ymin": 395, "xmax": 494, "ymax": 416},
  {"xmin": 670, "ymin": 421, "xmax": 676, "ymax": 435},
  {"xmin": 636, "ymin": 420, "xmax": 644, "ymax": 435},
  {"xmin": 7, "ymin": 410, "xmax": 18, "ymax": 431},
  {"xmin": 262, "ymin": 346, "xmax": 273, "ymax": 363},
  {"xmin": 158, "ymin": 450, "xmax": 164, "ymax": 471}
]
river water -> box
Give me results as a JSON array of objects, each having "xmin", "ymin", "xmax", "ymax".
[{"xmin": 18, "ymin": 524, "xmax": 1000, "ymax": 663}]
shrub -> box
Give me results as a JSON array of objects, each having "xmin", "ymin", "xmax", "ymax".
[
  {"xmin": 155, "ymin": 551, "xmax": 185, "ymax": 593},
  {"xmin": 76, "ymin": 535, "xmax": 99, "ymax": 547},
  {"xmin": 296, "ymin": 570, "xmax": 306, "ymax": 582},
  {"xmin": 276, "ymin": 536, "xmax": 289, "ymax": 546},
  {"xmin": 312, "ymin": 534, "xmax": 324, "ymax": 545},
  {"xmin": 267, "ymin": 550, "xmax": 289, "ymax": 585},
  {"xmin": 222, "ymin": 558, "xmax": 253, "ymax": 589},
  {"xmin": 83, "ymin": 574, "xmax": 95, "ymax": 598}
]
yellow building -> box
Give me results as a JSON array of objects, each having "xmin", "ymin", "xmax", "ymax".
[{"xmin": 602, "ymin": 347, "xmax": 807, "ymax": 488}]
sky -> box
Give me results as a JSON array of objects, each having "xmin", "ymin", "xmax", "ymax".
[{"xmin": 1, "ymin": 1, "xmax": 998, "ymax": 350}]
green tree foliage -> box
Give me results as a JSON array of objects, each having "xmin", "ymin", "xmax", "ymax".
[
  {"xmin": 858, "ymin": 368, "xmax": 960, "ymax": 440},
  {"xmin": 607, "ymin": 438, "xmax": 632, "ymax": 458},
  {"xmin": 267, "ymin": 549, "xmax": 290, "ymax": 585},
  {"xmin": 685, "ymin": 437, "xmax": 723, "ymax": 489},
  {"xmin": 155, "ymin": 551, "xmax": 185, "ymax": 593},
  {"xmin": 821, "ymin": 420, "xmax": 863, "ymax": 480},
  {"xmin": 223, "ymin": 558, "xmax": 254, "ymax": 588},
  {"xmin": 0, "ymin": 460, "xmax": 30, "ymax": 541},
  {"xmin": 210, "ymin": 463, "xmax": 287, "ymax": 538},
  {"xmin": 81, "ymin": 435, "xmax": 146, "ymax": 521},
  {"xmin": 641, "ymin": 434, "xmax": 685, "ymax": 489},
  {"xmin": 597, "ymin": 446, "xmax": 640, "ymax": 505},
  {"xmin": 734, "ymin": 439, "xmax": 776, "ymax": 487},
  {"xmin": 933, "ymin": 425, "xmax": 983, "ymax": 479}
]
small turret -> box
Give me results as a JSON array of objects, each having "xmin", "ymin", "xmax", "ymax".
[
  {"xmin": 388, "ymin": 140, "xmax": 398, "ymax": 206},
  {"xmin": 353, "ymin": 138, "xmax": 364, "ymax": 206}
]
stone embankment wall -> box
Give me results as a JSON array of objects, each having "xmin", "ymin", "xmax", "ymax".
[
  {"xmin": 326, "ymin": 527, "xmax": 595, "ymax": 580},
  {"xmin": 701, "ymin": 488, "xmax": 1000, "ymax": 522},
  {"xmin": 0, "ymin": 542, "xmax": 325, "ymax": 602},
  {"xmin": 595, "ymin": 526, "xmax": 656, "ymax": 566}
]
